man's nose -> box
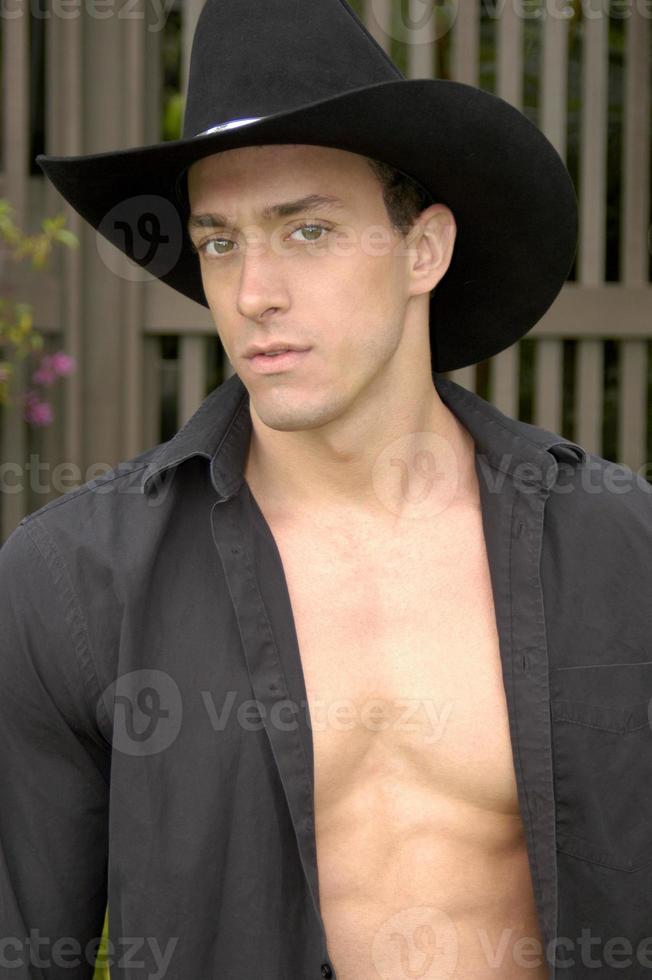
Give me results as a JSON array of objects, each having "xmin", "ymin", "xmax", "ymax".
[{"xmin": 235, "ymin": 237, "xmax": 291, "ymax": 321}]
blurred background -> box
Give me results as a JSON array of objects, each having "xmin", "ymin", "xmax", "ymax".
[{"xmin": 0, "ymin": 0, "xmax": 651, "ymax": 545}]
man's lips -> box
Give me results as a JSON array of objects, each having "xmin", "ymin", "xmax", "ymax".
[{"xmin": 246, "ymin": 349, "xmax": 311, "ymax": 373}]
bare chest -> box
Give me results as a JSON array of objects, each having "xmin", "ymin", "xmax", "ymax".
[
  {"xmin": 265, "ymin": 506, "xmax": 548, "ymax": 978},
  {"xmin": 272, "ymin": 508, "xmax": 519, "ymax": 819}
]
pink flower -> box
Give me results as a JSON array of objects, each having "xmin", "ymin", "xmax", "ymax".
[
  {"xmin": 22, "ymin": 390, "xmax": 54, "ymax": 426},
  {"xmin": 31, "ymin": 358, "xmax": 57, "ymax": 386},
  {"xmin": 31, "ymin": 351, "xmax": 76, "ymax": 387},
  {"xmin": 50, "ymin": 351, "xmax": 75, "ymax": 376}
]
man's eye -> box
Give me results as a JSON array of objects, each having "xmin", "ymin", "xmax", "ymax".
[
  {"xmin": 288, "ymin": 223, "xmax": 330, "ymax": 242},
  {"xmin": 192, "ymin": 223, "xmax": 330, "ymax": 259},
  {"xmin": 193, "ymin": 237, "xmax": 233, "ymax": 257}
]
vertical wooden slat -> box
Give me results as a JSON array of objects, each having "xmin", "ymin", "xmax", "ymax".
[
  {"xmin": 178, "ymin": 1, "xmax": 209, "ymax": 428},
  {"xmin": 1, "ymin": 8, "xmax": 30, "ymax": 536},
  {"xmin": 535, "ymin": 339, "xmax": 564, "ymax": 433},
  {"xmin": 535, "ymin": 7, "xmax": 570, "ymax": 433},
  {"xmin": 575, "ymin": 3, "xmax": 608, "ymax": 454},
  {"xmin": 35, "ymin": 333, "xmax": 59, "ymax": 510},
  {"xmin": 140, "ymin": 27, "xmax": 164, "ymax": 451},
  {"xmin": 541, "ymin": 3, "xmax": 569, "ymax": 157},
  {"xmin": 143, "ymin": 336, "xmax": 162, "ymax": 447},
  {"xmin": 79, "ymin": 5, "xmax": 138, "ymax": 473},
  {"xmin": 122, "ymin": 0, "xmax": 147, "ymax": 458},
  {"xmin": 182, "ymin": 0, "xmax": 206, "ymax": 100},
  {"xmin": 445, "ymin": 4, "xmax": 478, "ymax": 393},
  {"xmin": 3, "ymin": 11, "xmax": 28, "ymax": 219},
  {"xmin": 576, "ymin": 340, "xmax": 603, "ymax": 450},
  {"xmin": 451, "ymin": 1, "xmax": 479, "ymax": 85},
  {"xmin": 496, "ymin": 0, "xmax": 523, "ymax": 110},
  {"xmin": 578, "ymin": 8, "xmax": 608, "ymax": 283},
  {"xmin": 619, "ymin": 342, "xmax": 647, "ymax": 470},
  {"xmin": 489, "ymin": 345, "xmax": 520, "ymax": 418},
  {"xmin": 179, "ymin": 335, "xmax": 208, "ymax": 425},
  {"xmin": 406, "ymin": 0, "xmax": 435, "ymax": 80},
  {"xmin": 620, "ymin": 11, "xmax": 650, "ymax": 285},
  {"xmin": 46, "ymin": 0, "xmax": 84, "ymax": 489},
  {"xmin": 446, "ymin": 365, "xmax": 476, "ymax": 392},
  {"xmin": 618, "ymin": 9, "xmax": 649, "ymax": 472},
  {"xmin": 489, "ymin": 4, "xmax": 523, "ymax": 418}
]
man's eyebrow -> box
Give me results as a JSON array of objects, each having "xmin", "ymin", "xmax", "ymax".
[{"xmin": 186, "ymin": 194, "xmax": 347, "ymax": 235}]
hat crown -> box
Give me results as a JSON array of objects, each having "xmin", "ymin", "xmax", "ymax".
[{"xmin": 183, "ymin": 0, "xmax": 404, "ymax": 139}]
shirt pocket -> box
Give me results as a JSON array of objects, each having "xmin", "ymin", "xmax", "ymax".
[{"xmin": 550, "ymin": 685, "xmax": 652, "ymax": 873}]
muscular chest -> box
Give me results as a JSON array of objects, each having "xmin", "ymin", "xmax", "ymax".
[{"xmin": 269, "ymin": 507, "xmax": 521, "ymax": 823}]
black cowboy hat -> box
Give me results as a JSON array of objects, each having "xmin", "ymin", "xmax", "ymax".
[{"xmin": 36, "ymin": 0, "xmax": 578, "ymax": 373}]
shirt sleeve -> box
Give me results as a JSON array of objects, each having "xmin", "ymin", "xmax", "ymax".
[{"xmin": 0, "ymin": 520, "xmax": 111, "ymax": 979}]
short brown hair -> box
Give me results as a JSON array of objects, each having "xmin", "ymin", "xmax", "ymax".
[{"xmin": 366, "ymin": 156, "xmax": 434, "ymax": 238}]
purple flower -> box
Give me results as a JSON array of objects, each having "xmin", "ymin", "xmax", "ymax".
[
  {"xmin": 31, "ymin": 351, "xmax": 76, "ymax": 387},
  {"xmin": 22, "ymin": 391, "xmax": 54, "ymax": 426},
  {"xmin": 31, "ymin": 358, "xmax": 57, "ymax": 386},
  {"xmin": 50, "ymin": 351, "xmax": 75, "ymax": 376}
]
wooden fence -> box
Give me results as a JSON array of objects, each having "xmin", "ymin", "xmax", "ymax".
[{"xmin": 1, "ymin": 0, "xmax": 651, "ymax": 541}]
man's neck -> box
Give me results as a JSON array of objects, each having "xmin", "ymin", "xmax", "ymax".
[{"xmin": 243, "ymin": 385, "xmax": 479, "ymax": 529}]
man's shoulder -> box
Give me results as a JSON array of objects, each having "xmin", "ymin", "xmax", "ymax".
[
  {"xmin": 499, "ymin": 412, "xmax": 652, "ymax": 526},
  {"xmin": 4, "ymin": 441, "xmax": 176, "ymax": 572},
  {"xmin": 17, "ymin": 441, "xmax": 162, "ymax": 530},
  {"xmin": 550, "ymin": 446, "xmax": 651, "ymax": 519},
  {"xmin": 530, "ymin": 438, "xmax": 652, "ymax": 545}
]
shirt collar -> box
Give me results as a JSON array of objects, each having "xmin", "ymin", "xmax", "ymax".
[{"xmin": 141, "ymin": 369, "xmax": 587, "ymax": 500}]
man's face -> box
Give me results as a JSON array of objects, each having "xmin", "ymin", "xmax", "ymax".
[{"xmin": 186, "ymin": 143, "xmax": 424, "ymax": 432}]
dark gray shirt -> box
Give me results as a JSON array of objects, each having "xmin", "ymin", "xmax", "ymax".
[{"xmin": 2, "ymin": 371, "xmax": 652, "ymax": 980}]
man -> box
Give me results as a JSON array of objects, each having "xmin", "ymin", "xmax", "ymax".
[
  {"xmin": 3, "ymin": 1, "xmax": 652, "ymax": 979},
  {"xmin": 187, "ymin": 140, "xmax": 546, "ymax": 977}
]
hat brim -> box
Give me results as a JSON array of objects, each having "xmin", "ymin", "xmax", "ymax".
[{"xmin": 36, "ymin": 77, "xmax": 578, "ymax": 373}]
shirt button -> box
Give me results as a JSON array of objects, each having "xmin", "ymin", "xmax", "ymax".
[{"xmin": 321, "ymin": 964, "xmax": 333, "ymax": 978}]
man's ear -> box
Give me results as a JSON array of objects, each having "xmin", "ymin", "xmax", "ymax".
[{"xmin": 406, "ymin": 204, "xmax": 457, "ymax": 297}]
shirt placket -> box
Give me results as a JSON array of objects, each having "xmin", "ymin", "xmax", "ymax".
[
  {"xmin": 209, "ymin": 485, "xmax": 336, "ymax": 979},
  {"xmin": 477, "ymin": 452, "xmax": 559, "ymax": 980}
]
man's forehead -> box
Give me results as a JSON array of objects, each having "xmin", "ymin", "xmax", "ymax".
[
  {"xmin": 185, "ymin": 145, "xmax": 375, "ymax": 232},
  {"xmin": 186, "ymin": 193, "xmax": 349, "ymax": 234}
]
